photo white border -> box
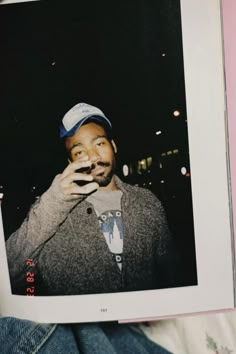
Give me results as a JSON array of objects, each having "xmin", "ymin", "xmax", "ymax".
[
  {"xmin": 0, "ymin": 0, "xmax": 39, "ymax": 5},
  {"xmin": 0, "ymin": 0, "xmax": 234, "ymax": 322}
]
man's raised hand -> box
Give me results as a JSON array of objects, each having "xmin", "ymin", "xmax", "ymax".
[{"xmin": 58, "ymin": 160, "xmax": 98, "ymax": 201}]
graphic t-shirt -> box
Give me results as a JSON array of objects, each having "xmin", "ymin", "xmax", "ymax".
[{"xmin": 87, "ymin": 189, "xmax": 123, "ymax": 271}]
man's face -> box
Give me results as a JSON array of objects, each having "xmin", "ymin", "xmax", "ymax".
[{"xmin": 65, "ymin": 122, "xmax": 117, "ymax": 188}]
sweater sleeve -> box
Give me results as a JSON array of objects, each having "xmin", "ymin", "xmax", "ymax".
[{"xmin": 6, "ymin": 174, "xmax": 82, "ymax": 283}]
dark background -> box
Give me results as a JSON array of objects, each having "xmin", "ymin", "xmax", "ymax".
[{"xmin": 0, "ymin": 0, "xmax": 197, "ymax": 286}]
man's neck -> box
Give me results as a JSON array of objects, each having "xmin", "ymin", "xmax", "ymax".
[{"xmin": 98, "ymin": 176, "xmax": 118, "ymax": 191}]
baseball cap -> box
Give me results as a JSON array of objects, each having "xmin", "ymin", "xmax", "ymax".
[{"xmin": 59, "ymin": 102, "xmax": 112, "ymax": 138}]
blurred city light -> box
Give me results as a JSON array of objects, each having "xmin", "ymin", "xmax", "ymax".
[
  {"xmin": 173, "ymin": 110, "xmax": 180, "ymax": 117},
  {"xmin": 122, "ymin": 165, "xmax": 129, "ymax": 177},
  {"xmin": 181, "ymin": 167, "xmax": 187, "ymax": 175}
]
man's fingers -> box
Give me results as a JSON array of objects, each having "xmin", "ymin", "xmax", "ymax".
[
  {"xmin": 74, "ymin": 182, "xmax": 99, "ymax": 195},
  {"xmin": 60, "ymin": 172, "xmax": 93, "ymax": 187},
  {"xmin": 65, "ymin": 182, "xmax": 99, "ymax": 197},
  {"xmin": 61, "ymin": 160, "xmax": 92, "ymax": 179},
  {"xmin": 59, "ymin": 160, "xmax": 99, "ymax": 200}
]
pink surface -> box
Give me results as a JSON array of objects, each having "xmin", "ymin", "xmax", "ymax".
[{"xmin": 222, "ymin": 0, "xmax": 236, "ymax": 242}]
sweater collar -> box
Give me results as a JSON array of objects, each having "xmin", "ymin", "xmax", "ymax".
[{"xmin": 113, "ymin": 175, "xmax": 128, "ymax": 193}]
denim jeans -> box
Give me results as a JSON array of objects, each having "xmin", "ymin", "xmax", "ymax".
[{"xmin": 0, "ymin": 317, "xmax": 172, "ymax": 354}]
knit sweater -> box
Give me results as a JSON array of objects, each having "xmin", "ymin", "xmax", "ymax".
[{"xmin": 6, "ymin": 175, "xmax": 176, "ymax": 295}]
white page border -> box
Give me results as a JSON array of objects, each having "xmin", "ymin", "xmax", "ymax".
[
  {"xmin": 0, "ymin": 0, "xmax": 39, "ymax": 5},
  {"xmin": 0, "ymin": 0, "xmax": 234, "ymax": 322}
]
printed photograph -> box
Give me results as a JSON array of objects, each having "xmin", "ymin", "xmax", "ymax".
[{"xmin": 0, "ymin": 0, "xmax": 198, "ymax": 296}]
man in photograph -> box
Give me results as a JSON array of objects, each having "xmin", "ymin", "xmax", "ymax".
[{"xmin": 6, "ymin": 102, "xmax": 177, "ymax": 295}]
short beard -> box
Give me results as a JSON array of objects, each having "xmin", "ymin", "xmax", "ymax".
[
  {"xmin": 92, "ymin": 159, "xmax": 116, "ymax": 187},
  {"xmin": 93, "ymin": 174, "xmax": 113, "ymax": 187}
]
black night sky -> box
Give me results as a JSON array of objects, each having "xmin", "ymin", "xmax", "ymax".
[{"xmin": 0, "ymin": 0, "xmax": 197, "ymax": 286}]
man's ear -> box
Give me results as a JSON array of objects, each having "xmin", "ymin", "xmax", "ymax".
[{"xmin": 111, "ymin": 140, "xmax": 117, "ymax": 153}]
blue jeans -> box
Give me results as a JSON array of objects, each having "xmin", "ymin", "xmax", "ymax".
[{"xmin": 0, "ymin": 317, "xmax": 172, "ymax": 354}]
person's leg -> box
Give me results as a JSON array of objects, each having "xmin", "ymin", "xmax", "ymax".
[
  {"xmin": 0, "ymin": 317, "xmax": 172, "ymax": 354},
  {"xmin": 73, "ymin": 322, "xmax": 173, "ymax": 354},
  {"xmin": 0, "ymin": 317, "xmax": 79, "ymax": 354},
  {"xmin": 38, "ymin": 324, "xmax": 80, "ymax": 354}
]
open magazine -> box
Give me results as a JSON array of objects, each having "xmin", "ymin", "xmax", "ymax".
[{"xmin": 0, "ymin": 0, "xmax": 235, "ymax": 323}]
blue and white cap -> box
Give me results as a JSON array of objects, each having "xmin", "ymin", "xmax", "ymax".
[{"xmin": 60, "ymin": 102, "xmax": 112, "ymax": 138}]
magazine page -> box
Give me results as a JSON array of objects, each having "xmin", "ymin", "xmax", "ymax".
[
  {"xmin": 221, "ymin": 0, "xmax": 236, "ymax": 304},
  {"xmin": 0, "ymin": 0, "xmax": 234, "ymax": 323},
  {"xmin": 119, "ymin": 0, "xmax": 236, "ymax": 324}
]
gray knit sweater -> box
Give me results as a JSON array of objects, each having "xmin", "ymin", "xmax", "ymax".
[{"xmin": 6, "ymin": 175, "xmax": 176, "ymax": 295}]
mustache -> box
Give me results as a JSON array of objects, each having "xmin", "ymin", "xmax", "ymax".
[{"xmin": 77, "ymin": 161, "xmax": 111, "ymax": 174}]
